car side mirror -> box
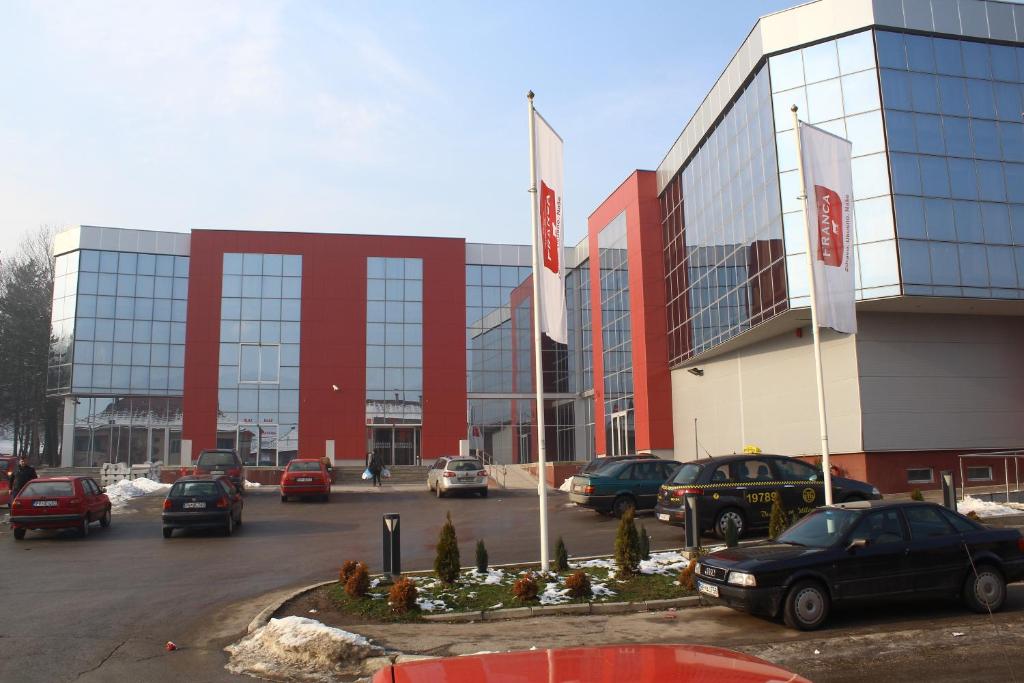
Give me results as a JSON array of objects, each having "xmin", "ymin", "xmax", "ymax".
[{"xmin": 846, "ymin": 537, "xmax": 869, "ymax": 553}]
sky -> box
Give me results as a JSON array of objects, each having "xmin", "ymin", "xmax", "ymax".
[{"xmin": 0, "ymin": 0, "xmax": 798, "ymax": 250}]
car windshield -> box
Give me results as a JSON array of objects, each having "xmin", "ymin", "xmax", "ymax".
[
  {"xmin": 198, "ymin": 452, "xmax": 236, "ymax": 467},
  {"xmin": 448, "ymin": 460, "xmax": 483, "ymax": 472},
  {"xmin": 776, "ymin": 508, "xmax": 862, "ymax": 548},
  {"xmin": 668, "ymin": 463, "xmax": 703, "ymax": 485},
  {"xmin": 20, "ymin": 481, "xmax": 74, "ymax": 497},
  {"xmin": 171, "ymin": 481, "xmax": 222, "ymax": 497},
  {"xmin": 287, "ymin": 461, "xmax": 321, "ymax": 472}
]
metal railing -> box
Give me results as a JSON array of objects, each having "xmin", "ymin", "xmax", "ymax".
[{"xmin": 957, "ymin": 450, "xmax": 1023, "ymax": 503}]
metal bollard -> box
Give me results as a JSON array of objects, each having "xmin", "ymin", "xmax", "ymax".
[
  {"xmin": 683, "ymin": 494, "xmax": 700, "ymax": 551},
  {"xmin": 383, "ymin": 513, "xmax": 401, "ymax": 576},
  {"xmin": 941, "ymin": 471, "xmax": 957, "ymax": 512}
]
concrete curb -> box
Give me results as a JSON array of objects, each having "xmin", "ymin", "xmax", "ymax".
[
  {"xmin": 246, "ymin": 579, "xmax": 337, "ymax": 633},
  {"xmin": 420, "ymin": 595, "xmax": 701, "ymax": 623}
]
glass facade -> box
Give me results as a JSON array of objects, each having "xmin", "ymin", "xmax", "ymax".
[
  {"xmin": 466, "ymin": 263, "xmax": 532, "ymax": 393},
  {"xmin": 772, "ymin": 29, "xmax": 900, "ymax": 305},
  {"xmin": 663, "ymin": 64, "xmax": 786, "ymax": 365},
  {"xmin": 877, "ymin": 32, "xmax": 1024, "ymax": 297},
  {"xmin": 216, "ymin": 253, "xmax": 302, "ymax": 467},
  {"xmin": 71, "ymin": 397, "xmax": 182, "ymax": 467},
  {"xmin": 598, "ymin": 212, "xmax": 635, "ymax": 454},
  {"xmin": 48, "ymin": 249, "xmax": 189, "ymax": 395},
  {"xmin": 365, "ymin": 257, "xmax": 423, "ymax": 424}
]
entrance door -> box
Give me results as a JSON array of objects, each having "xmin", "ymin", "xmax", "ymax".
[
  {"xmin": 610, "ymin": 411, "xmax": 633, "ymax": 456},
  {"xmin": 371, "ymin": 426, "xmax": 421, "ymax": 466}
]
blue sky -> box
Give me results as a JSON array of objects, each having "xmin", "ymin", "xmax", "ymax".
[{"xmin": 0, "ymin": 1, "xmax": 797, "ymax": 249}]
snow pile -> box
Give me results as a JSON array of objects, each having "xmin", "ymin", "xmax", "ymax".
[
  {"xmin": 639, "ymin": 551, "xmax": 690, "ymax": 576},
  {"xmin": 415, "ymin": 597, "xmax": 448, "ymax": 612},
  {"xmin": 958, "ymin": 496, "xmax": 1020, "ymax": 517},
  {"xmin": 558, "ymin": 477, "xmax": 574, "ymax": 492},
  {"xmin": 463, "ymin": 568, "xmax": 506, "ymax": 586},
  {"xmin": 591, "ymin": 582, "xmax": 616, "ymax": 597},
  {"xmin": 538, "ymin": 583, "xmax": 571, "ymax": 605},
  {"xmin": 104, "ymin": 477, "xmax": 170, "ymax": 508},
  {"xmin": 244, "ymin": 480, "xmax": 262, "ymax": 489},
  {"xmin": 224, "ymin": 616, "xmax": 383, "ymax": 682},
  {"xmin": 572, "ymin": 557, "xmax": 616, "ymax": 570}
]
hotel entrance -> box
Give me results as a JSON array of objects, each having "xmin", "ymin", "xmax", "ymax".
[{"xmin": 369, "ymin": 426, "xmax": 421, "ymax": 466}]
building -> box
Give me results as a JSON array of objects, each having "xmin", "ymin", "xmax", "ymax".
[
  {"xmin": 647, "ymin": 0, "xmax": 1024, "ymax": 491},
  {"xmin": 47, "ymin": 226, "xmax": 607, "ymax": 469}
]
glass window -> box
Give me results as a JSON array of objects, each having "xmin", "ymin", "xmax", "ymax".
[
  {"xmin": 806, "ymin": 79, "xmax": 844, "ymax": 123},
  {"xmin": 954, "ymin": 201, "xmax": 984, "ymax": 242},
  {"xmin": 891, "ymin": 153, "xmax": 922, "ymax": 194},
  {"xmin": 959, "ymin": 243, "xmax": 989, "ymax": 286},
  {"xmin": 947, "ymin": 158, "xmax": 979, "ymax": 200},
  {"xmin": 899, "ymin": 240, "xmax": 932, "ymax": 283},
  {"xmin": 930, "ymin": 241, "xmax": 961, "ymax": 285},
  {"xmin": 881, "ymin": 70, "xmax": 913, "ymax": 110},
  {"xmin": 966, "ymin": 79, "xmax": 996, "ymax": 119},
  {"xmin": 976, "ymin": 161, "xmax": 1005, "ymax": 202},
  {"xmin": 876, "ymin": 31, "xmax": 907, "ymax": 70},
  {"xmin": 770, "ymin": 49, "xmax": 804, "ymax": 92},
  {"xmin": 962, "ymin": 41, "xmax": 990, "ymax": 79},
  {"xmin": 842, "ymin": 70, "xmax": 881, "ymax": 116},
  {"xmin": 909, "ymin": 73, "xmax": 939, "ymax": 113},
  {"xmin": 905, "ymin": 505, "xmax": 955, "ymax": 538},
  {"xmin": 914, "ymin": 114, "xmax": 945, "ymax": 155},
  {"xmin": 849, "ymin": 510, "xmax": 905, "ymax": 545},
  {"xmin": 802, "ymin": 41, "xmax": 839, "ymax": 83},
  {"xmin": 920, "ymin": 156, "xmax": 951, "ymax": 197},
  {"xmin": 837, "ymin": 31, "xmax": 875, "ymax": 75},
  {"xmin": 933, "ymin": 38, "xmax": 964, "ymax": 76}
]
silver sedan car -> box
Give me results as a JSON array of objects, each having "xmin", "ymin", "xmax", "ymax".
[{"xmin": 427, "ymin": 456, "xmax": 489, "ymax": 498}]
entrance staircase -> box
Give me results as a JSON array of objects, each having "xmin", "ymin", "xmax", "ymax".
[{"xmin": 332, "ymin": 465, "xmax": 431, "ymax": 486}]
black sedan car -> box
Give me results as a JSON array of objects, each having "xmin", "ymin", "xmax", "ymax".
[
  {"xmin": 161, "ymin": 475, "xmax": 243, "ymax": 538},
  {"xmin": 694, "ymin": 500, "xmax": 1024, "ymax": 630},
  {"xmin": 655, "ymin": 454, "xmax": 881, "ymax": 538}
]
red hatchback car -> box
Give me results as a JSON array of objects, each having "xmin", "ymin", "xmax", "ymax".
[
  {"xmin": 0, "ymin": 455, "xmax": 16, "ymax": 507},
  {"xmin": 371, "ymin": 644, "xmax": 808, "ymax": 683},
  {"xmin": 9, "ymin": 476, "xmax": 111, "ymax": 540},
  {"xmin": 280, "ymin": 459, "xmax": 332, "ymax": 502}
]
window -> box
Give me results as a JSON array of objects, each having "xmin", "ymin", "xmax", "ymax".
[
  {"xmin": 849, "ymin": 510, "xmax": 905, "ymax": 545},
  {"xmin": 774, "ymin": 458, "xmax": 820, "ymax": 481},
  {"xmin": 966, "ymin": 466, "xmax": 993, "ymax": 481},
  {"xmin": 239, "ymin": 344, "xmax": 279, "ymax": 383},
  {"xmin": 939, "ymin": 508, "xmax": 980, "ymax": 533},
  {"xmin": 736, "ymin": 459, "xmax": 773, "ymax": 482},
  {"xmin": 907, "ymin": 467, "xmax": 934, "ymax": 484},
  {"xmin": 905, "ymin": 505, "xmax": 955, "ymax": 538}
]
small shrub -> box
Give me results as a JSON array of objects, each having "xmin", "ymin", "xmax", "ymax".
[
  {"xmin": 388, "ymin": 577, "xmax": 418, "ymax": 613},
  {"xmin": 434, "ymin": 511, "xmax": 461, "ymax": 584},
  {"xmin": 965, "ymin": 510, "xmax": 982, "ymax": 521},
  {"xmin": 678, "ymin": 559, "xmax": 697, "ymax": 590},
  {"xmin": 555, "ymin": 536, "xmax": 569, "ymax": 572},
  {"xmin": 339, "ymin": 560, "xmax": 359, "ymax": 584},
  {"xmin": 614, "ymin": 507, "xmax": 642, "ymax": 577},
  {"xmin": 638, "ymin": 524, "xmax": 651, "ymax": 561},
  {"xmin": 511, "ymin": 573, "xmax": 539, "ymax": 602},
  {"xmin": 768, "ymin": 493, "xmax": 788, "ymax": 540},
  {"xmin": 910, "ymin": 488, "xmax": 925, "ymax": 502},
  {"xmin": 724, "ymin": 517, "xmax": 738, "ymax": 548},
  {"xmin": 565, "ymin": 570, "xmax": 592, "ymax": 598},
  {"xmin": 475, "ymin": 539, "xmax": 488, "ymax": 573},
  {"xmin": 345, "ymin": 562, "xmax": 370, "ymax": 598}
]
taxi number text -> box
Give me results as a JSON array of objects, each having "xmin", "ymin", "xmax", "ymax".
[{"xmin": 745, "ymin": 492, "xmax": 779, "ymax": 504}]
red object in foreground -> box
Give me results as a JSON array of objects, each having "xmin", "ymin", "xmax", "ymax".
[
  {"xmin": 165, "ymin": 641, "xmax": 177, "ymax": 651},
  {"xmin": 371, "ymin": 644, "xmax": 809, "ymax": 683},
  {"xmin": 279, "ymin": 459, "xmax": 332, "ymax": 502}
]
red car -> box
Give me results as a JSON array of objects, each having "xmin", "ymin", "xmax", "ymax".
[
  {"xmin": 371, "ymin": 644, "xmax": 808, "ymax": 683},
  {"xmin": 280, "ymin": 459, "xmax": 332, "ymax": 502},
  {"xmin": 0, "ymin": 456, "xmax": 16, "ymax": 507},
  {"xmin": 9, "ymin": 476, "xmax": 111, "ymax": 540}
]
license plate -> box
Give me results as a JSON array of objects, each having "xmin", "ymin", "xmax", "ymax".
[
  {"xmin": 297, "ymin": 477, "xmax": 313, "ymax": 482},
  {"xmin": 183, "ymin": 502, "xmax": 206, "ymax": 509},
  {"xmin": 212, "ymin": 470, "xmax": 225, "ymax": 475},
  {"xmin": 697, "ymin": 581, "xmax": 719, "ymax": 598},
  {"xmin": 657, "ymin": 513, "xmax": 669, "ymax": 521},
  {"xmin": 33, "ymin": 500, "xmax": 58, "ymax": 507},
  {"xmin": 459, "ymin": 476, "xmax": 474, "ymax": 482}
]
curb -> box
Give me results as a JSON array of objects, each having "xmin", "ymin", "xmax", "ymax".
[
  {"xmin": 246, "ymin": 579, "xmax": 337, "ymax": 633},
  {"xmin": 420, "ymin": 595, "xmax": 701, "ymax": 622}
]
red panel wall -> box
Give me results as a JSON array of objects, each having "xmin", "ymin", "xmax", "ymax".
[
  {"xmin": 587, "ymin": 171, "xmax": 674, "ymax": 456},
  {"xmin": 182, "ymin": 231, "xmax": 466, "ymax": 463}
]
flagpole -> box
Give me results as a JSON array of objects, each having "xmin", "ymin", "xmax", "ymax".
[
  {"xmin": 791, "ymin": 104, "xmax": 834, "ymax": 506},
  {"xmin": 527, "ymin": 90, "xmax": 551, "ymax": 570}
]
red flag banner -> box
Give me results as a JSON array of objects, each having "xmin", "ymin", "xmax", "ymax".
[{"xmin": 532, "ymin": 111, "xmax": 567, "ymax": 344}]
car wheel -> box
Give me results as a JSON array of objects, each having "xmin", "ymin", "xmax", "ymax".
[
  {"xmin": 162, "ymin": 527, "xmax": 173, "ymax": 539},
  {"xmin": 224, "ymin": 514, "xmax": 234, "ymax": 537},
  {"xmin": 80, "ymin": 516, "xmax": 90, "ymax": 538},
  {"xmin": 783, "ymin": 580, "xmax": 830, "ymax": 630},
  {"xmin": 13, "ymin": 528, "xmax": 25, "ymax": 540},
  {"xmin": 714, "ymin": 508, "xmax": 745, "ymax": 539},
  {"xmin": 436, "ymin": 485, "xmax": 444, "ymax": 499},
  {"xmin": 611, "ymin": 496, "xmax": 635, "ymax": 518},
  {"xmin": 322, "ymin": 493, "xmax": 330, "ymax": 503},
  {"xmin": 100, "ymin": 508, "xmax": 111, "ymax": 528},
  {"xmin": 281, "ymin": 495, "xmax": 288, "ymax": 503},
  {"xmin": 479, "ymin": 488, "xmax": 488, "ymax": 498},
  {"xmin": 963, "ymin": 565, "xmax": 1006, "ymax": 613}
]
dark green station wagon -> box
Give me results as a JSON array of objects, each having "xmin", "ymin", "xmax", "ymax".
[{"xmin": 568, "ymin": 458, "xmax": 681, "ymax": 517}]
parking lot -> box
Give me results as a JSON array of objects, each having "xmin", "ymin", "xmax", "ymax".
[{"xmin": 0, "ymin": 484, "xmax": 693, "ymax": 683}]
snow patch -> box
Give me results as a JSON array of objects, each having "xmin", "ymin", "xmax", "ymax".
[
  {"xmin": 104, "ymin": 477, "xmax": 171, "ymax": 508},
  {"xmin": 558, "ymin": 477, "xmax": 573, "ymax": 492},
  {"xmin": 958, "ymin": 495, "xmax": 1020, "ymax": 517},
  {"xmin": 416, "ymin": 597, "xmax": 447, "ymax": 612},
  {"xmin": 463, "ymin": 568, "xmax": 506, "ymax": 585},
  {"xmin": 244, "ymin": 480, "xmax": 262, "ymax": 489},
  {"xmin": 224, "ymin": 616, "xmax": 382, "ymax": 682},
  {"xmin": 538, "ymin": 583, "xmax": 571, "ymax": 606}
]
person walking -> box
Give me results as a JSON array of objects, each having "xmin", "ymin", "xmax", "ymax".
[
  {"xmin": 368, "ymin": 451, "xmax": 384, "ymax": 488},
  {"xmin": 9, "ymin": 456, "xmax": 37, "ymax": 500}
]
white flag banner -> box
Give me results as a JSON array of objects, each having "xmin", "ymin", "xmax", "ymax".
[
  {"xmin": 799, "ymin": 121, "xmax": 857, "ymax": 335},
  {"xmin": 532, "ymin": 110, "xmax": 568, "ymax": 344}
]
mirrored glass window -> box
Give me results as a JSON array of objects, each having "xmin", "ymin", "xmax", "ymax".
[{"xmin": 366, "ymin": 258, "xmax": 422, "ymax": 426}]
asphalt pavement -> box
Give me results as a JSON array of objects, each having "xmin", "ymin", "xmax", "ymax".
[{"xmin": 0, "ymin": 482, "xmax": 690, "ymax": 682}]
